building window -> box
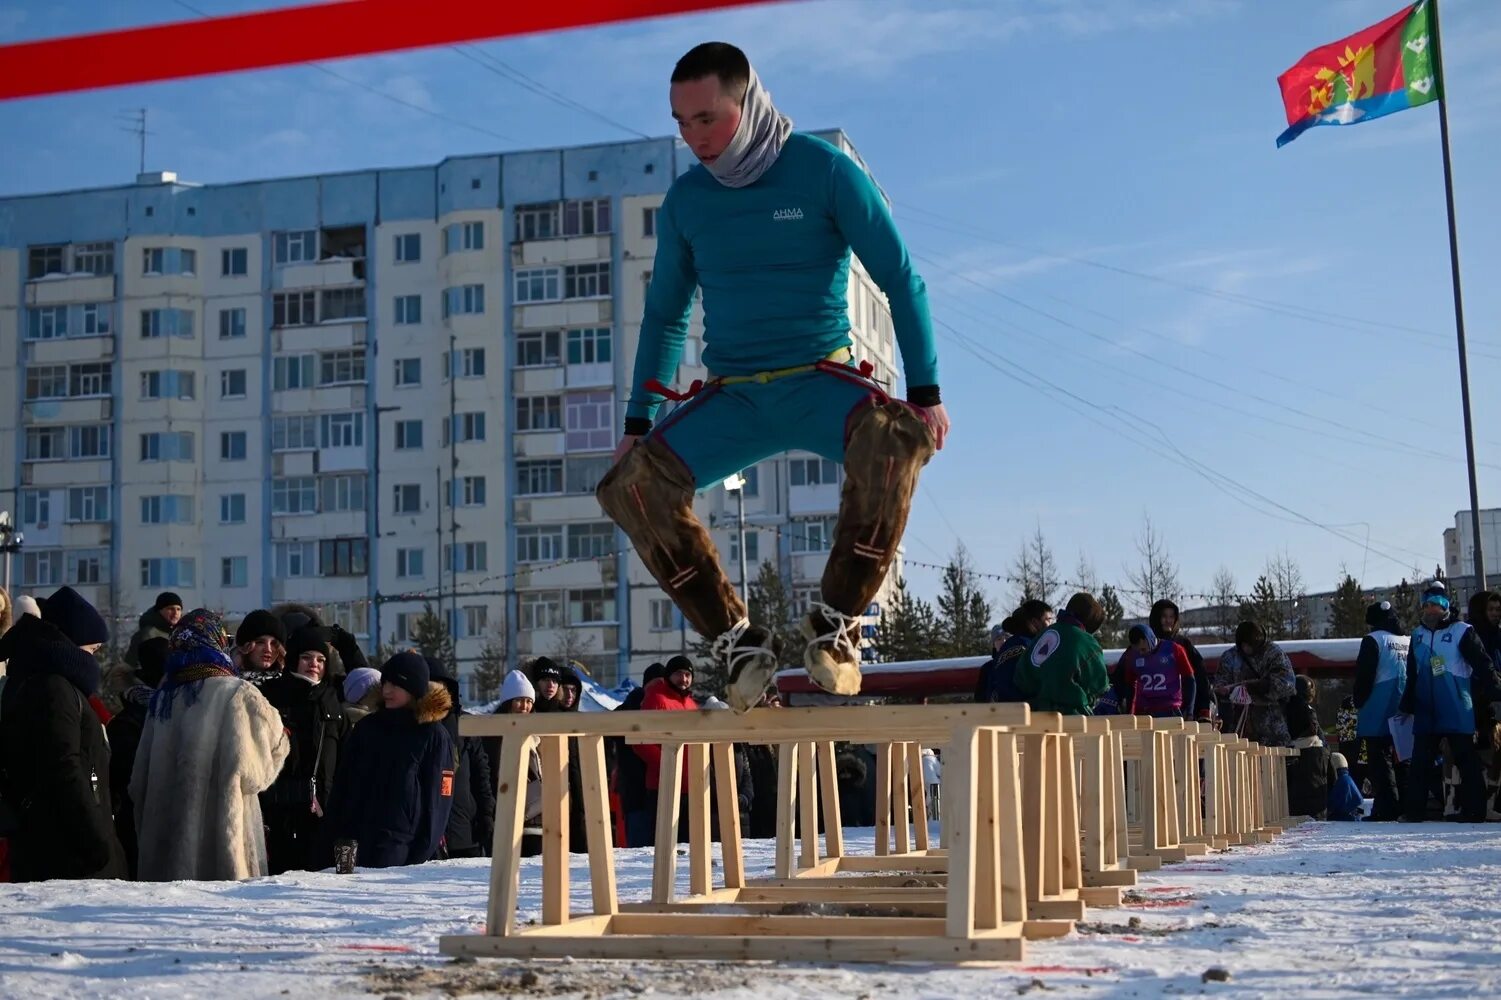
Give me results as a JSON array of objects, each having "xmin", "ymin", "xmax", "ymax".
[
  {"xmin": 23, "ymin": 427, "xmax": 65, "ymax": 461},
  {"xmin": 397, "ymin": 547, "xmax": 424, "ymax": 578},
  {"xmin": 221, "ymin": 247, "xmax": 248, "ymax": 276},
  {"xmin": 393, "ymin": 483, "xmax": 422, "ymax": 514},
  {"xmin": 563, "ymin": 198, "xmax": 612, "ymax": 236},
  {"xmin": 394, "ymin": 233, "xmax": 421, "ymax": 263},
  {"xmin": 650, "ymin": 598, "xmax": 674, "ymax": 632},
  {"xmin": 140, "ymin": 308, "xmax": 194, "ymax": 339},
  {"xmin": 790, "ymin": 516, "xmax": 838, "ymax": 553},
  {"xmin": 272, "ymin": 290, "xmax": 316, "ymax": 327},
  {"xmin": 272, "ymin": 354, "xmax": 315, "ymax": 391},
  {"xmin": 442, "ymin": 284, "xmax": 485, "ymax": 317},
  {"xmin": 319, "ymin": 538, "xmax": 369, "ymax": 577},
  {"xmin": 443, "ymin": 541, "xmax": 488, "ymax": 574},
  {"xmin": 220, "ymin": 431, "xmax": 247, "ymax": 461},
  {"xmin": 271, "ymin": 476, "xmax": 317, "ymax": 515},
  {"xmin": 457, "ymin": 475, "xmax": 486, "ymax": 507},
  {"xmin": 446, "ymin": 412, "xmax": 485, "ymax": 444},
  {"xmin": 220, "ymin": 493, "xmax": 246, "ymax": 524},
  {"xmin": 271, "ymin": 414, "xmax": 318, "ymax": 451},
  {"xmin": 27, "ymin": 245, "xmax": 66, "ymax": 279},
  {"xmin": 516, "ymin": 459, "xmax": 563, "ymax": 496},
  {"xmin": 142, "ymin": 246, "xmax": 197, "ymax": 276},
  {"xmin": 565, "ymin": 455, "xmax": 611, "ymax": 495},
  {"xmin": 141, "ymin": 494, "xmax": 194, "ymax": 525},
  {"xmin": 444, "ymin": 221, "xmax": 484, "ymax": 253},
  {"xmin": 78, "ymin": 303, "xmax": 112, "ymax": 337},
  {"xmin": 273, "ymin": 540, "xmax": 316, "ymax": 578},
  {"xmin": 68, "ymin": 550, "xmax": 107, "ymax": 586},
  {"xmin": 66, "ymin": 486, "xmax": 110, "ymax": 523},
  {"xmin": 394, "ymin": 294, "xmax": 422, "ymax": 325},
  {"xmin": 516, "ymin": 329, "xmax": 561, "ymax": 367},
  {"xmin": 221, "ymin": 556, "xmax": 249, "ymax": 588},
  {"xmin": 139, "ymin": 431, "xmax": 194, "ymax": 462},
  {"xmin": 25, "ymin": 306, "xmax": 68, "ymax": 340},
  {"xmin": 321, "ymin": 473, "xmax": 367, "ymax": 513},
  {"xmin": 519, "ymin": 591, "xmax": 562, "ymax": 631},
  {"xmin": 326, "ymin": 602, "xmax": 369, "ymax": 638},
  {"xmin": 514, "ymin": 203, "xmax": 560, "ymax": 242},
  {"xmin": 220, "ymin": 369, "xmax": 247, "ymax": 398},
  {"xmin": 458, "ymin": 347, "xmax": 486, "ymax": 378},
  {"xmin": 565, "ymin": 391, "xmax": 613, "ymax": 451},
  {"xmin": 642, "ymin": 207, "xmax": 658, "ymax": 239},
  {"xmin": 65, "ymin": 362, "xmax": 110, "ymax": 399},
  {"xmin": 516, "ymin": 525, "xmax": 564, "ymax": 564},
  {"xmin": 789, "ymin": 458, "xmax": 840, "ymax": 487},
  {"xmin": 22, "ymin": 550, "xmax": 64, "ymax": 588},
  {"xmin": 729, "ymin": 530, "xmax": 760, "ymax": 564},
  {"xmin": 219, "ymin": 307, "xmax": 247, "ymax": 340},
  {"xmin": 320, "ymin": 287, "xmax": 366, "ymax": 322},
  {"xmin": 24, "ymin": 365, "xmax": 67, "ymax": 400},
  {"xmin": 320, "ymin": 411, "xmax": 364, "ymax": 449},
  {"xmin": 514, "ymin": 268, "xmax": 561, "ymax": 304},
  {"xmin": 319, "ymin": 349, "xmax": 366, "ymax": 385},
  {"xmin": 515, "ymin": 395, "xmax": 562, "ymax": 432},
  {"xmin": 566, "ymin": 327, "xmax": 612, "ymax": 366},
  {"xmin": 740, "ymin": 465, "xmax": 760, "ymax": 497},
  {"xmin": 563, "ymin": 261, "xmax": 611, "ymax": 299},
  {"xmin": 20, "ymin": 490, "xmax": 50, "ymax": 527},
  {"xmin": 140, "ymin": 369, "xmax": 196, "ymax": 401},
  {"xmin": 72, "ymin": 242, "xmax": 114, "ymax": 276},
  {"xmin": 567, "ymin": 588, "xmax": 616, "ymax": 625},
  {"xmin": 394, "ymin": 420, "xmax": 423, "ymax": 450},
  {"xmin": 140, "ymin": 557, "xmax": 195, "ymax": 588},
  {"xmin": 70, "ymin": 424, "xmax": 111, "ymax": 459},
  {"xmin": 567, "ymin": 522, "xmax": 614, "ymax": 560},
  {"xmin": 274, "ymin": 230, "xmax": 317, "ymax": 264},
  {"xmin": 394, "ymin": 357, "xmax": 421, "ymax": 387}
]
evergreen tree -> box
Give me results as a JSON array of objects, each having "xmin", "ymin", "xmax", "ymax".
[
  {"xmin": 1391, "ymin": 577, "xmax": 1418, "ymax": 632},
  {"xmin": 472, "ymin": 636, "xmax": 507, "ymax": 703},
  {"xmin": 937, "ymin": 543, "xmax": 993, "ymax": 658},
  {"xmin": 1239, "ymin": 575, "xmax": 1283, "ymax": 640},
  {"xmin": 748, "ymin": 559, "xmax": 806, "ymax": 669},
  {"xmin": 873, "ymin": 577, "xmax": 940, "ymax": 663},
  {"xmin": 411, "ymin": 603, "xmax": 457, "ymax": 675},
  {"xmin": 1097, "ymin": 584, "xmax": 1126, "ymax": 649},
  {"xmin": 1328, "ymin": 573, "xmax": 1368, "ymax": 638}
]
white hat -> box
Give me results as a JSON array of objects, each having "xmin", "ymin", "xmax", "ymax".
[
  {"xmin": 702, "ymin": 696, "xmax": 730, "ymax": 711},
  {"xmin": 500, "ymin": 670, "xmax": 536, "ymax": 704},
  {"xmin": 1331, "ymin": 752, "xmax": 1349, "ymax": 770}
]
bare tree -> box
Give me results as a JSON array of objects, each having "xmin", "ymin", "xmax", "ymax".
[
  {"xmin": 554, "ymin": 627, "xmax": 597, "ymax": 671},
  {"xmin": 1008, "ymin": 523, "xmax": 1059, "ymax": 609},
  {"xmin": 1074, "ymin": 553, "xmax": 1100, "ymax": 596},
  {"xmin": 1209, "ymin": 566, "xmax": 1240, "ymax": 641},
  {"xmin": 1267, "ymin": 551, "xmax": 1313, "ymax": 639},
  {"xmin": 1125, "ymin": 515, "xmax": 1181, "ymax": 615}
]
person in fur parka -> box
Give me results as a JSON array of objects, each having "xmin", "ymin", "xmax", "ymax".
[
  {"xmin": 325, "ymin": 652, "xmax": 453, "ymax": 868},
  {"xmin": 131, "ymin": 610, "xmax": 290, "ymax": 882}
]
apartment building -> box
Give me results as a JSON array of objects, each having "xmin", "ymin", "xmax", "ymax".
[{"xmin": 0, "ymin": 132, "xmax": 905, "ymax": 692}]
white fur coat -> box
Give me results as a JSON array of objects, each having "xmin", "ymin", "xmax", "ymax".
[{"xmin": 130, "ymin": 676, "xmax": 290, "ymax": 881}]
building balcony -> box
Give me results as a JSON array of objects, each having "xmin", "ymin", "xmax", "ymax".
[
  {"xmin": 511, "ymin": 234, "xmax": 611, "ymax": 267},
  {"xmin": 272, "ymin": 320, "xmax": 367, "ymax": 353},
  {"xmin": 513, "ymin": 431, "xmax": 566, "ymax": 459},
  {"xmin": 789, "ymin": 483, "xmax": 840, "ymax": 515},
  {"xmin": 516, "ymin": 298, "xmax": 612, "ymax": 330},
  {"xmin": 21, "ymin": 334, "xmax": 116, "ymax": 366},
  {"xmin": 22, "ymin": 396, "xmax": 113, "ymax": 424},
  {"xmin": 513, "ymin": 493, "xmax": 604, "ymax": 523},
  {"xmin": 24, "ymin": 274, "xmax": 116, "ymax": 305},
  {"xmin": 514, "ymin": 365, "xmax": 565, "ymax": 395},
  {"xmin": 274, "ymin": 257, "xmax": 364, "ymax": 290}
]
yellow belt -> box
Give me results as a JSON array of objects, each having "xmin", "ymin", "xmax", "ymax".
[{"xmin": 711, "ymin": 347, "xmax": 854, "ymax": 386}]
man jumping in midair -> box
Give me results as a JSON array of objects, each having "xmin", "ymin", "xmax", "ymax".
[{"xmin": 597, "ymin": 42, "xmax": 949, "ymax": 712}]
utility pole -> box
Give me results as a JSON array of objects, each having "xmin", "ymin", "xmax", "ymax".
[{"xmin": 120, "ymin": 108, "xmax": 151, "ymax": 174}]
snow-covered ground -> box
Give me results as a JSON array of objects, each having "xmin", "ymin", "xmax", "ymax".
[{"xmin": 1, "ymin": 821, "xmax": 1498, "ymax": 999}]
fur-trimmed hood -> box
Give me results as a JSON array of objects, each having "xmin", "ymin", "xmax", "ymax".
[{"xmin": 371, "ymin": 681, "xmax": 451, "ymax": 726}]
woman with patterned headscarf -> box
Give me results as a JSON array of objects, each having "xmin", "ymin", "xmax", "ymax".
[{"xmin": 131, "ymin": 609, "xmax": 289, "ymax": 881}]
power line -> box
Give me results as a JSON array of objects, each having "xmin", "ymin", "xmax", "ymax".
[{"xmin": 450, "ymin": 44, "xmax": 652, "ymax": 140}]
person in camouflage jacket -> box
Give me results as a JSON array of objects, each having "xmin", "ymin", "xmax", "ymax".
[{"xmin": 1214, "ymin": 621, "xmax": 1296, "ymax": 747}]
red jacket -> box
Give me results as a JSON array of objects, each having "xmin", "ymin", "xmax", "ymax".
[{"xmin": 632, "ymin": 678, "xmax": 698, "ymax": 791}]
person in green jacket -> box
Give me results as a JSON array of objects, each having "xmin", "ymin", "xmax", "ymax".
[{"xmin": 1016, "ymin": 592, "xmax": 1108, "ymax": 716}]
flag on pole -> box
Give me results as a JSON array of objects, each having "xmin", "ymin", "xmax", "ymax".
[{"xmin": 1276, "ymin": 1, "xmax": 1438, "ymax": 147}]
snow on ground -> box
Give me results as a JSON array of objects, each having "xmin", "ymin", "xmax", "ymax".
[{"xmin": 1, "ymin": 821, "xmax": 1499, "ymax": 999}]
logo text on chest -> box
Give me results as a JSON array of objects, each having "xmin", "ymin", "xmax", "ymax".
[{"xmin": 772, "ymin": 207, "xmax": 804, "ymax": 222}]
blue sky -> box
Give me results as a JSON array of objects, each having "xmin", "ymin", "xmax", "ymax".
[{"xmin": 2, "ymin": 0, "xmax": 1499, "ymax": 615}]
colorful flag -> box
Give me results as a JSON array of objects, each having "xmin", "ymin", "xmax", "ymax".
[{"xmin": 1276, "ymin": 1, "xmax": 1438, "ymax": 147}]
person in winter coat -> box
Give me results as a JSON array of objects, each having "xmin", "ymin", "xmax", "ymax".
[
  {"xmin": 326, "ymin": 652, "xmax": 454, "ymax": 868},
  {"xmin": 1285, "ymin": 694, "xmax": 1333, "ymax": 819},
  {"xmin": 981, "ymin": 601, "xmax": 1052, "ymax": 704},
  {"xmin": 1353, "ymin": 600, "xmax": 1409, "ymax": 821},
  {"xmin": 630, "ymin": 656, "xmax": 700, "ymax": 845},
  {"xmin": 342, "ymin": 667, "xmax": 383, "ymax": 728},
  {"xmin": 700, "ymin": 696, "xmax": 756, "ymax": 839},
  {"xmin": 1399, "ymin": 590, "xmax": 1494, "ymax": 823},
  {"xmin": 531, "ymin": 657, "xmax": 566, "ymax": 710},
  {"xmin": 0, "ymin": 586, "xmax": 128, "ymax": 881},
  {"xmin": 1284, "ymin": 675, "xmax": 1323, "ymax": 746},
  {"xmin": 132, "ymin": 609, "xmax": 290, "ymax": 881},
  {"xmin": 1149, "ymin": 599, "xmax": 1212, "ymax": 720},
  {"xmin": 559, "ymin": 665, "xmax": 584, "ymax": 711},
  {"xmin": 427, "ymin": 660, "xmax": 495, "ymax": 859},
  {"xmin": 613, "ymin": 663, "xmax": 666, "ymax": 847},
  {"xmin": 234, "ymin": 610, "xmax": 287, "ymax": 690},
  {"xmin": 267, "ymin": 604, "xmax": 369, "ymax": 687},
  {"xmin": 482, "ymin": 670, "xmax": 543, "ymax": 856},
  {"xmin": 974, "ymin": 622, "xmax": 1009, "ymax": 703},
  {"xmin": 1214, "ymin": 622, "xmax": 1296, "ymax": 747},
  {"xmin": 1114, "ymin": 624, "xmax": 1195, "ymax": 718},
  {"xmin": 124, "ymin": 592, "xmax": 183, "ymax": 673},
  {"xmin": 0, "ymin": 584, "xmax": 13, "ymax": 670},
  {"xmin": 1015, "ymin": 592, "xmax": 1108, "ymax": 716},
  {"xmin": 260, "ymin": 626, "xmax": 348, "ymax": 873},
  {"xmin": 1327, "ymin": 752, "xmax": 1364, "ymax": 821},
  {"xmin": 107, "ymin": 635, "xmax": 167, "ymax": 879}
]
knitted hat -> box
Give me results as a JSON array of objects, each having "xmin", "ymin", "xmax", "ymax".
[
  {"xmin": 1331, "ymin": 752, "xmax": 1349, "ymax": 770},
  {"xmin": 137, "ymin": 636, "xmax": 169, "ymax": 688},
  {"xmin": 380, "ymin": 650, "xmax": 430, "ymax": 703},
  {"xmin": 990, "ymin": 623, "xmax": 1007, "ymax": 641},
  {"xmin": 643, "ymin": 662, "xmax": 667, "ymax": 685},
  {"xmin": 1366, "ymin": 600, "xmax": 1400, "ymax": 633},
  {"xmin": 235, "ymin": 609, "xmax": 287, "ymax": 647},
  {"xmin": 532, "ymin": 657, "xmax": 563, "ymax": 684},
  {"xmin": 344, "ymin": 666, "xmax": 382, "ymax": 703},
  {"xmin": 500, "ymin": 669, "xmax": 536, "ymax": 704},
  {"xmin": 286, "ymin": 625, "xmax": 333, "ymax": 665},
  {"xmin": 155, "ymin": 591, "xmax": 184, "ymax": 612},
  {"xmin": 40, "ymin": 585, "xmax": 109, "ymax": 647},
  {"xmin": 665, "ymin": 654, "xmax": 694, "ymax": 676}
]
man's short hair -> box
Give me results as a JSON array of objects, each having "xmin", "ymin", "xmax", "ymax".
[
  {"xmin": 671, "ymin": 42, "xmax": 751, "ymax": 100},
  {"xmin": 1014, "ymin": 599, "xmax": 1051, "ymax": 625}
]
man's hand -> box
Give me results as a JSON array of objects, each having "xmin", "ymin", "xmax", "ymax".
[
  {"xmin": 915, "ymin": 402, "xmax": 950, "ymax": 450},
  {"xmin": 612, "ymin": 435, "xmax": 642, "ymax": 466}
]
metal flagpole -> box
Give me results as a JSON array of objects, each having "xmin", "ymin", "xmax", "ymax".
[{"xmin": 1431, "ymin": 0, "xmax": 1485, "ymax": 590}]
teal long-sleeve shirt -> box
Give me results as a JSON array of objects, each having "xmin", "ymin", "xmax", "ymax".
[{"xmin": 626, "ymin": 133, "xmax": 938, "ymax": 425}]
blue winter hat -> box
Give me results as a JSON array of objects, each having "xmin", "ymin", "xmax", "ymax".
[
  {"xmin": 1423, "ymin": 593, "xmax": 1450, "ymax": 611},
  {"xmin": 1128, "ymin": 624, "xmax": 1157, "ymax": 647},
  {"xmin": 40, "ymin": 585, "xmax": 109, "ymax": 647},
  {"xmin": 381, "ymin": 650, "xmax": 430, "ymax": 703}
]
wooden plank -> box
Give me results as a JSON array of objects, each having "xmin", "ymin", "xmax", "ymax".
[
  {"xmin": 485, "ymin": 734, "xmax": 534, "ymax": 937},
  {"xmin": 734, "ymin": 886, "xmax": 949, "ymax": 903},
  {"xmin": 652, "ymin": 743, "xmax": 685, "ymax": 904},
  {"xmin": 775, "ymin": 743, "xmax": 798, "ymax": 878},
  {"xmin": 797, "ymin": 741, "xmax": 819, "ymax": 872},
  {"xmin": 1022, "ymin": 920, "xmax": 1076, "ymax": 940},
  {"xmin": 973, "ymin": 730, "xmax": 999, "ymax": 931},
  {"xmin": 816, "ymin": 741, "xmax": 844, "ymax": 861},
  {"xmin": 710, "ymin": 742, "xmax": 745, "ymax": 890},
  {"xmin": 994, "ymin": 732, "xmax": 1026, "ymax": 924},
  {"xmin": 1077, "ymin": 734, "xmax": 1107, "ymax": 876},
  {"xmin": 831, "ymin": 855, "xmax": 951, "ymax": 873},
  {"xmin": 892, "ymin": 742, "xmax": 912, "ymax": 855},
  {"xmin": 908, "ymin": 742, "xmax": 931, "ymax": 852},
  {"xmin": 612, "ymin": 912, "xmax": 950, "ymax": 936},
  {"xmin": 943, "ymin": 726, "xmax": 979, "ymax": 939},
  {"xmin": 687, "ymin": 742, "xmax": 712, "ymax": 898},
  {"xmin": 576, "ymin": 735, "xmax": 618, "ymax": 915},
  {"xmin": 539, "ymin": 735, "xmax": 569, "ymax": 926},
  {"xmin": 1019, "ymin": 734, "xmax": 1045, "ymax": 905},
  {"xmin": 438, "ymin": 930, "xmax": 1025, "ymax": 964},
  {"xmin": 1056, "ymin": 735, "xmax": 1082, "ymax": 895},
  {"xmin": 874, "ymin": 743, "xmax": 893, "ymax": 856}
]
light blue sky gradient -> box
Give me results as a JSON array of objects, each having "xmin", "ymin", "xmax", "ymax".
[{"xmin": 2, "ymin": 0, "xmax": 1499, "ymax": 614}]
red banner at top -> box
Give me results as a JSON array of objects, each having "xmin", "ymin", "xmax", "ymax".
[{"xmin": 0, "ymin": 0, "xmax": 779, "ymax": 100}]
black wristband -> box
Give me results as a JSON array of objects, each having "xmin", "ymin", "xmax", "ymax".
[
  {"xmin": 623, "ymin": 417, "xmax": 652, "ymax": 437},
  {"xmin": 908, "ymin": 384, "xmax": 942, "ymax": 407}
]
